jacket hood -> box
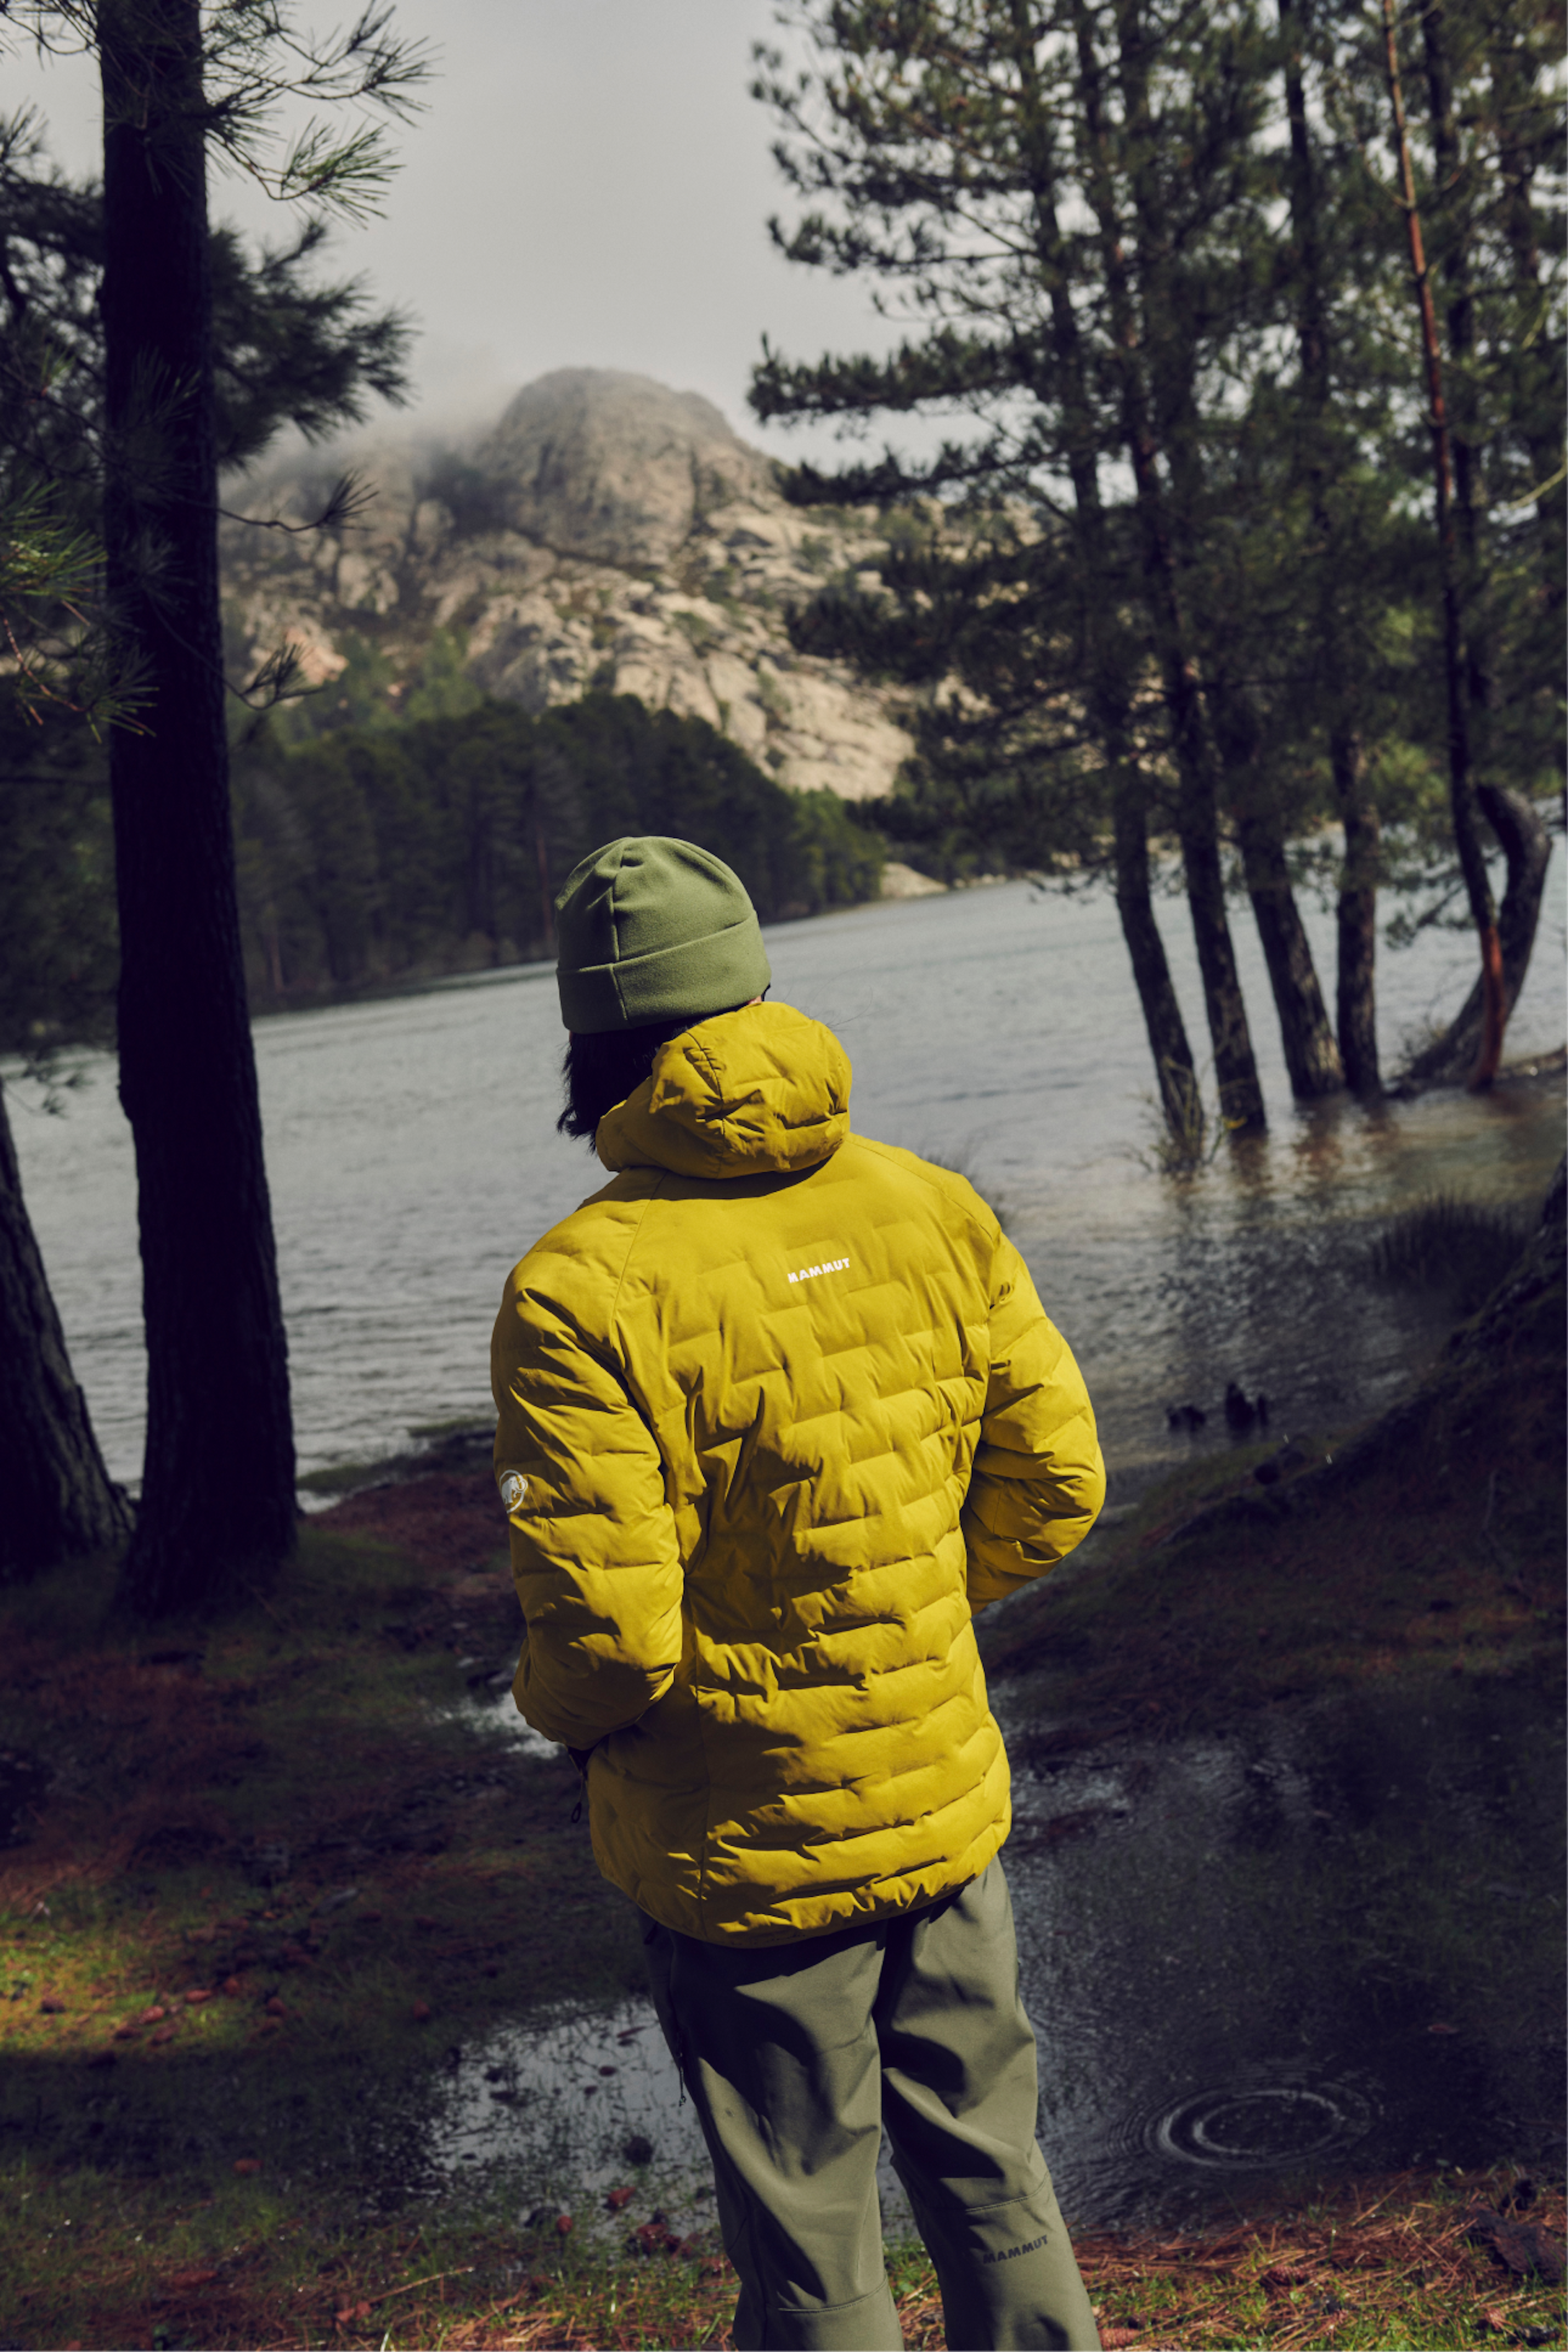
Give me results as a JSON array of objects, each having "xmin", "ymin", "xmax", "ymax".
[{"xmin": 595, "ymin": 1002, "xmax": 852, "ymax": 1180}]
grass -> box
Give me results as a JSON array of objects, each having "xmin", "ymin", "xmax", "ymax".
[
  {"xmin": 1067, "ymin": 2169, "xmax": 1567, "ymax": 2352},
  {"xmin": 1367, "ymin": 1196, "xmax": 1535, "ymax": 1316},
  {"xmin": 2, "ymin": 2159, "xmax": 1560, "ymax": 2345},
  {"xmin": 5, "ymin": 1486, "xmax": 1560, "ymax": 2351},
  {"xmin": 0, "ymin": 1501, "xmax": 651, "ymax": 2348}
]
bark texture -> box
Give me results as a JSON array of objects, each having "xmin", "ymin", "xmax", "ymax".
[
  {"xmin": 1279, "ymin": 0, "xmax": 1383, "ymax": 1094},
  {"xmin": 1382, "ymin": 0, "xmax": 1506, "ymax": 1085},
  {"xmin": 0, "ymin": 1080, "xmax": 130, "ymax": 1577},
  {"xmin": 101, "ymin": 0, "xmax": 295, "ymax": 1615}
]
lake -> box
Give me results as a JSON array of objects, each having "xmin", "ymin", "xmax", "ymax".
[{"xmin": 8, "ymin": 864, "xmax": 1563, "ymax": 1499}]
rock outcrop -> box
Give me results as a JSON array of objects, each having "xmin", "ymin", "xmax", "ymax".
[
  {"xmin": 475, "ymin": 369, "xmax": 776, "ymax": 566},
  {"xmin": 222, "ymin": 368, "xmax": 916, "ymax": 802}
]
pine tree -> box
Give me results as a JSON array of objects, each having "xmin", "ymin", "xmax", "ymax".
[
  {"xmin": 1376, "ymin": 0, "xmax": 1558, "ymax": 1085},
  {"xmin": 749, "ymin": 0, "xmax": 1411, "ymax": 1134},
  {"xmin": 3, "ymin": 0, "xmax": 425, "ymax": 1608},
  {"xmin": 1274, "ymin": 0, "xmax": 1389, "ymax": 1090},
  {"xmin": 0, "ymin": 1076, "xmax": 131, "ymax": 1578}
]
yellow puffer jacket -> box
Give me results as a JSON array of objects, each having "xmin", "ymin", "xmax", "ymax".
[{"xmin": 491, "ymin": 1002, "xmax": 1103, "ymax": 1945}]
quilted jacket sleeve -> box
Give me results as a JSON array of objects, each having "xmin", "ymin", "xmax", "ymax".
[
  {"xmin": 961, "ymin": 1233, "xmax": 1105, "ymax": 1612},
  {"xmin": 491, "ymin": 1254, "xmax": 683, "ymax": 1749}
]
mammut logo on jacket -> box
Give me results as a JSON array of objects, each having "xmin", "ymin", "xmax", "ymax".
[{"xmin": 788, "ymin": 1257, "xmax": 850, "ymax": 1285}]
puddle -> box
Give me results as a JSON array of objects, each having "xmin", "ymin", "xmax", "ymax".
[
  {"xmin": 1144, "ymin": 2079, "xmax": 1375, "ymax": 2170},
  {"xmin": 13, "ymin": 1661, "xmax": 1553, "ymax": 2280},
  {"xmin": 415, "ymin": 1673, "xmax": 1562, "ymax": 2231},
  {"xmin": 432, "ymin": 1970, "xmax": 918, "ymax": 2235},
  {"xmin": 1004, "ymin": 1674, "xmax": 1566, "ymax": 2223},
  {"xmin": 431, "ymin": 1999, "xmax": 710, "ymax": 2228}
]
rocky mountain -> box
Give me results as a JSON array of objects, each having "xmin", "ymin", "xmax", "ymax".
[{"xmin": 221, "ymin": 368, "xmax": 916, "ymax": 802}]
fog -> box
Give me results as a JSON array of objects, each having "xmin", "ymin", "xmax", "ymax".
[{"xmin": 3, "ymin": 0, "xmax": 942, "ymax": 466}]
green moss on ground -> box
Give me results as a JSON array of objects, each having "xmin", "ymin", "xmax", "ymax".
[{"xmin": 0, "ymin": 1512, "xmax": 645, "ymax": 2305}]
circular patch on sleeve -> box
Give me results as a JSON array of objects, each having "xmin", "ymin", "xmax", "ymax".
[{"xmin": 499, "ymin": 1472, "xmax": 528, "ymax": 1513}]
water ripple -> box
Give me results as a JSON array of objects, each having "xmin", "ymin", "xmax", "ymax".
[{"xmin": 1143, "ymin": 2078, "xmax": 1375, "ymax": 2171}]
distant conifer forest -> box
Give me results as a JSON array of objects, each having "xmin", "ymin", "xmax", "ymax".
[{"xmin": 0, "ymin": 692, "xmax": 884, "ymax": 1050}]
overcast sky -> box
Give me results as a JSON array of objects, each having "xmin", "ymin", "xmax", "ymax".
[{"xmin": 5, "ymin": 0, "xmax": 906, "ymax": 461}]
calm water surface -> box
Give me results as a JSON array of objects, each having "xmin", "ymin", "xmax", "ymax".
[{"xmin": 8, "ymin": 869, "xmax": 1563, "ymax": 1494}]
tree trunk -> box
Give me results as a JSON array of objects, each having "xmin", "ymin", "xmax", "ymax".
[
  {"xmin": 1111, "ymin": 771, "xmax": 1201, "ymax": 1135},
  {"xmin": 1381, "ymin": 0, "xmax": 1505, "ymax": 1088},
  {"xmin": 1484, "ymin": 17, "xmax": 1564, "ymax": 912},
  {"xmin": 1005, "ymin": 0, "xmax": 1204, "ymax": 1142},
  {"xmin": 1070, "ymin": 0, "xmax": 1266, "ymax": 1132},
  {"xmin": 0, "ymin": 1078, "xmax": 131, "ymax": 1579},
  {"xmin": 1163, "ymin": 679, "xmax": 1265, "ymax": 1135},
  {"xmin": 1234, "ymin": 805, "xmax": 1344, "ymax": 1099},
  {"xmin": 1333, "ymin": 730, "xmax": 1381, "ymax": 1093},
  {"xmin": 1280, "ymin": 0, "xmax": 1383, "ymax": 1094},
  {"xmin": 1211, "ymin": 674, "xmax": 1343, "ymax": 1103},
  {"xmin": 100, "ymin": 0, "xmax": 296, "ymax": 1617},
  {"xmin": 1402, "ymin": 784, "xmax": 1552, "ymax": 1085}
]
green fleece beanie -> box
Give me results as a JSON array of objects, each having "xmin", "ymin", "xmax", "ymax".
[{"xmin": 554, "ymin": 836, "xmax": 772, "ymax": 1032}]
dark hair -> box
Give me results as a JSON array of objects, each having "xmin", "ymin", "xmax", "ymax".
[{"xmin": 559, "ymin": 1009, "xmax": 750, "ymax": 1143}]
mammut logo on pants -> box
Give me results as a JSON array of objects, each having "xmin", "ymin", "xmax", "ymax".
[
  {"xmin": 978, "ymin": 2230, "xmax": 1051, "ymax": 2266},
  {"xmin": 788, "ymin": 1256, "xmax": 850, "ymax": 1285}
]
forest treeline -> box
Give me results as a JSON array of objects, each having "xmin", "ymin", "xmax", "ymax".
[{"xmin": 0, "ymin": 692, "xmax": 884, "ymax": 1050}]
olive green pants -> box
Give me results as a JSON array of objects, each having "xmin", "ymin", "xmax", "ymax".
[{"xmin": 642, "ymin": 1860, "xmax": 1099, "ymax": 2352}]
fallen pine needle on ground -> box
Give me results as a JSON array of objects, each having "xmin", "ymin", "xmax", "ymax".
[{"xmin": 0, "ymin": 2162, "xmax": 1560, "ymax": 2347}]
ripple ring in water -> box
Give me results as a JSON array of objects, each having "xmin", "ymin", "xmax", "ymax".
[{"xmin": 1146, "ymin": 2080, "xmax": 1374, "ymax": 2171}]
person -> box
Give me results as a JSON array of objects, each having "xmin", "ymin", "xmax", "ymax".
[{"xmin": 491, "ymin": 835, "xmax": 1106, "ymax": 2352}]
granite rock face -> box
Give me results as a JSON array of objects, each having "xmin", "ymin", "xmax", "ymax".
[
  {"xmin": 222, "ymin": 369, "xmax": 915, "ymax": 802},
  {"xmin": 476, "ymin": 369, "xmax": 776, "ymax": 566}
]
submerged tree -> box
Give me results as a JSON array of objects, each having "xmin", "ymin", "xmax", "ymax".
[
  {"xmin": 747, "ymin": 0, "xmax": 1420, "ymax": 1138},
  {"xmin": 1273, "ymin": 0, "xmax": 1390, "ymax": 1092},
  {"xmin": 1380, "ymin": 0, "xmax": 1504, "ymax": 1082},
  {"xmin": 751, "ymin": 0, "xmax": 1560, "ymax": 1120},
  {"xmin": 1367, "ymin": 0, "xmax": 1558, "ymax": 1086}
]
